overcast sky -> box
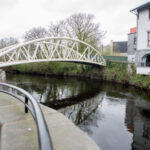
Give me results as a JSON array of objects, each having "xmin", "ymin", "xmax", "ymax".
[{"xmin": 0, "ymin": 0, "xmax": 149, "ymax": 44}]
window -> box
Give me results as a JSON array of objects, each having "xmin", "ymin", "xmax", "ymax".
[
  {"xmin": 148, "ymin": 32, "xmax": 150, "ymax": 46},
  {"xmin": 133, "ymin": 37, "xmax": 136, "ymax": 45}
]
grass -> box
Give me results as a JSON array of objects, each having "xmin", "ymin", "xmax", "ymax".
[{"xmin": 4, "ymin": 60, "xmax": 150, "ymax": 90}]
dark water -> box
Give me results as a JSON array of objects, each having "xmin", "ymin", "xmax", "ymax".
[{"xmin": 6, "ymin": 73, "xmax": 150, "ymax": 150}]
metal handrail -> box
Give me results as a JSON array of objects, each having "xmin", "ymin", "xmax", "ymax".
[{"xmin": 0, "ymin": 82, "xmax": 53, "ymax": 150}]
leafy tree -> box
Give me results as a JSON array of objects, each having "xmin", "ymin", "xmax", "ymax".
[
  {"xmin": 47, "ymin": 13, "xmax": 105, "ymax": 49},
  {"xmin": 64, "ymin": 13, "xmax": 105, "ymax": 48},
  {"xmin": 24, "ymin": 26, "xmax": 48, "ymax": 41}
]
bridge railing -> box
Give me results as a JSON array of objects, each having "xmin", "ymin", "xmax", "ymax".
[{"xmin": 0, "ymin": 82, "xmax": 53, "ymax": 150}]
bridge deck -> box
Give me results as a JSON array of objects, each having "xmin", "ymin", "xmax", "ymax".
[{"xmin": 0, "ymin": 93, "xmax": 100, "ymax": 150}]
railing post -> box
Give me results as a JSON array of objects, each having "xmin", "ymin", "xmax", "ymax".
[{"xmin": 25, "ymin": 96, "xmax": 28, "ymax": 113}]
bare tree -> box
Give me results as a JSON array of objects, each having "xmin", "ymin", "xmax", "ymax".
[
  {"xmin": 0, "ymin": 37, "xmax": 19, "ymax": 49},
  {"xmin": 24, "ymin": 26, "xmax": 48, "ymax": 41},
  {"xmin": 47, "ymin": 21, "xmax": 64, "ymax": 37},
  {"xmin": 64, "ymin": 13, "xmax": 105, "ymax": 48},
  {"xmin": 23, "ymin": 13, "xmax": 105, "ymax": 49}
]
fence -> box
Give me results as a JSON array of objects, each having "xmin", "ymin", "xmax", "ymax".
[{"xmin": 103, "ymin": 56, "xmax": 128, "ymax": 62}]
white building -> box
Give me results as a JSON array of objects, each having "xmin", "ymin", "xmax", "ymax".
[
  {"xmin": 130, "ymin": 2, "xmax": 150, "ymax": 75},
  {"xmin": 128, "ymin": 27, "xmax": 136, "ymax": 63}
]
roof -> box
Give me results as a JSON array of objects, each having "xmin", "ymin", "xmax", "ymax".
[
  {"xmin": 130, "ymin": 2, "xmax": 150, "ymax": 14},
  {"xmin": 130, "ymin": 27, "xmax": 136, "ymax": 33}
]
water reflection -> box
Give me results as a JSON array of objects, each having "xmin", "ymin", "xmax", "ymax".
[
  {"xmin": 59, "ymin": 92, "xmax": 104, "ymax": 129},
  {"xmin": 59, "ymin": 90, "xmax": 132, "ymax": 150},
  {"xmin": 6, "ymin": 74, "xmax": 102, "ymax": 108},
  {"xmin": 125, "ymin": 99, "xmax": 150, "ymax": 150},
  {"xmin": 5, "ymin": 73, "xmax": 150, "ymax": 150}
]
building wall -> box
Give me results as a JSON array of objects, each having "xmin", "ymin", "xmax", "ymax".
[
  {"xmin": 135, "ymin": 49, "xmax": 150, "ymax": 66},
  {"xmin": 113, "ymin": 41, "xmax": 127, "ymax": 53},
  {"xmin": 128, "ymin": 33, "xmax": 136, "ymax": 62},
  {"xmin": 135, "ymin": 8, "xmax": 150, "ymax": 68},
  {"xmin": 137, "ymin": 8, "xmax": 150, "ymax": 50}
]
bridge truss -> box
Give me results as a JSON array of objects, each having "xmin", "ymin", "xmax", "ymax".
[{"xmin": 0, "ymin": 37, "xmax": 106, "ymax": 67}]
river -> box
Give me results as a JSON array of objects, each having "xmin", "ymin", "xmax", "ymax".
[{"xmin": 5, "ymin": 73, "xmax": 150, "ymax": 150}]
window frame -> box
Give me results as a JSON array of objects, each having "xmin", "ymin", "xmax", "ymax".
[
  {"xmin": 133, "ymin": 37, "xmax": 136, "ymax": 45},
  {"xmin": 149, "ymin": 8, "xmax": 150, "ymax": 19},
  {"xmin": 148, "ymin": 31, "xmax": 150, "ymax": 46}
]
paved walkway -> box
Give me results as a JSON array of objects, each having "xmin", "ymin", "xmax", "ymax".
[{"xmin": 0, "ymin": 93, "xmax": 100, "ymax": 150}]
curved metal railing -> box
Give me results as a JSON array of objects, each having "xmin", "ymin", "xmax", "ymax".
[{"xmin": 0, "ymin": 82, "xmax": 53, "ymax": 150}]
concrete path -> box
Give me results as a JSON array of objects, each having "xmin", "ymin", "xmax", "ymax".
[{"xmin": 0, "ymin": 93, "xmax": 101, "ymax": 150}]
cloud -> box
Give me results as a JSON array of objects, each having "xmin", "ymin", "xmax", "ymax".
[
  {"xmin": 0, "ymin": 0, "xmax": 149, "ymax": 44},
  {"xmin": 0, "ymin": 0, "xmax": 19, "ymax": 11}
]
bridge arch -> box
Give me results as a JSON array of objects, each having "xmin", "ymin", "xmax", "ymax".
[{"xmin": 0, "ymin": 37, "xmax": 106, "ymax": 68}]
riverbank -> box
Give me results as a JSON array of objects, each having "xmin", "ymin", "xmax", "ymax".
[
  {"xmin": 4, "ymin": 61, "xmax": 150, "ymax": 90},
  {"xmin": 0, "ymin": 92, "xmax": 100, "ymax": 150}
]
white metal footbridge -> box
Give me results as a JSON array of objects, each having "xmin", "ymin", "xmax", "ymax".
[{"xmin": 0, "ymin": 37, "xmax": 106, "ymax": 67}]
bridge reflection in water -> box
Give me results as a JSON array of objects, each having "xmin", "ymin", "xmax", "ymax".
[
  {"xmin": 6, "ymin": 73, "xmax": 150, "ymax": 150},
  {"xmin": 59, "ymin": 92, "xmax": 104, "ymax": 127}
]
